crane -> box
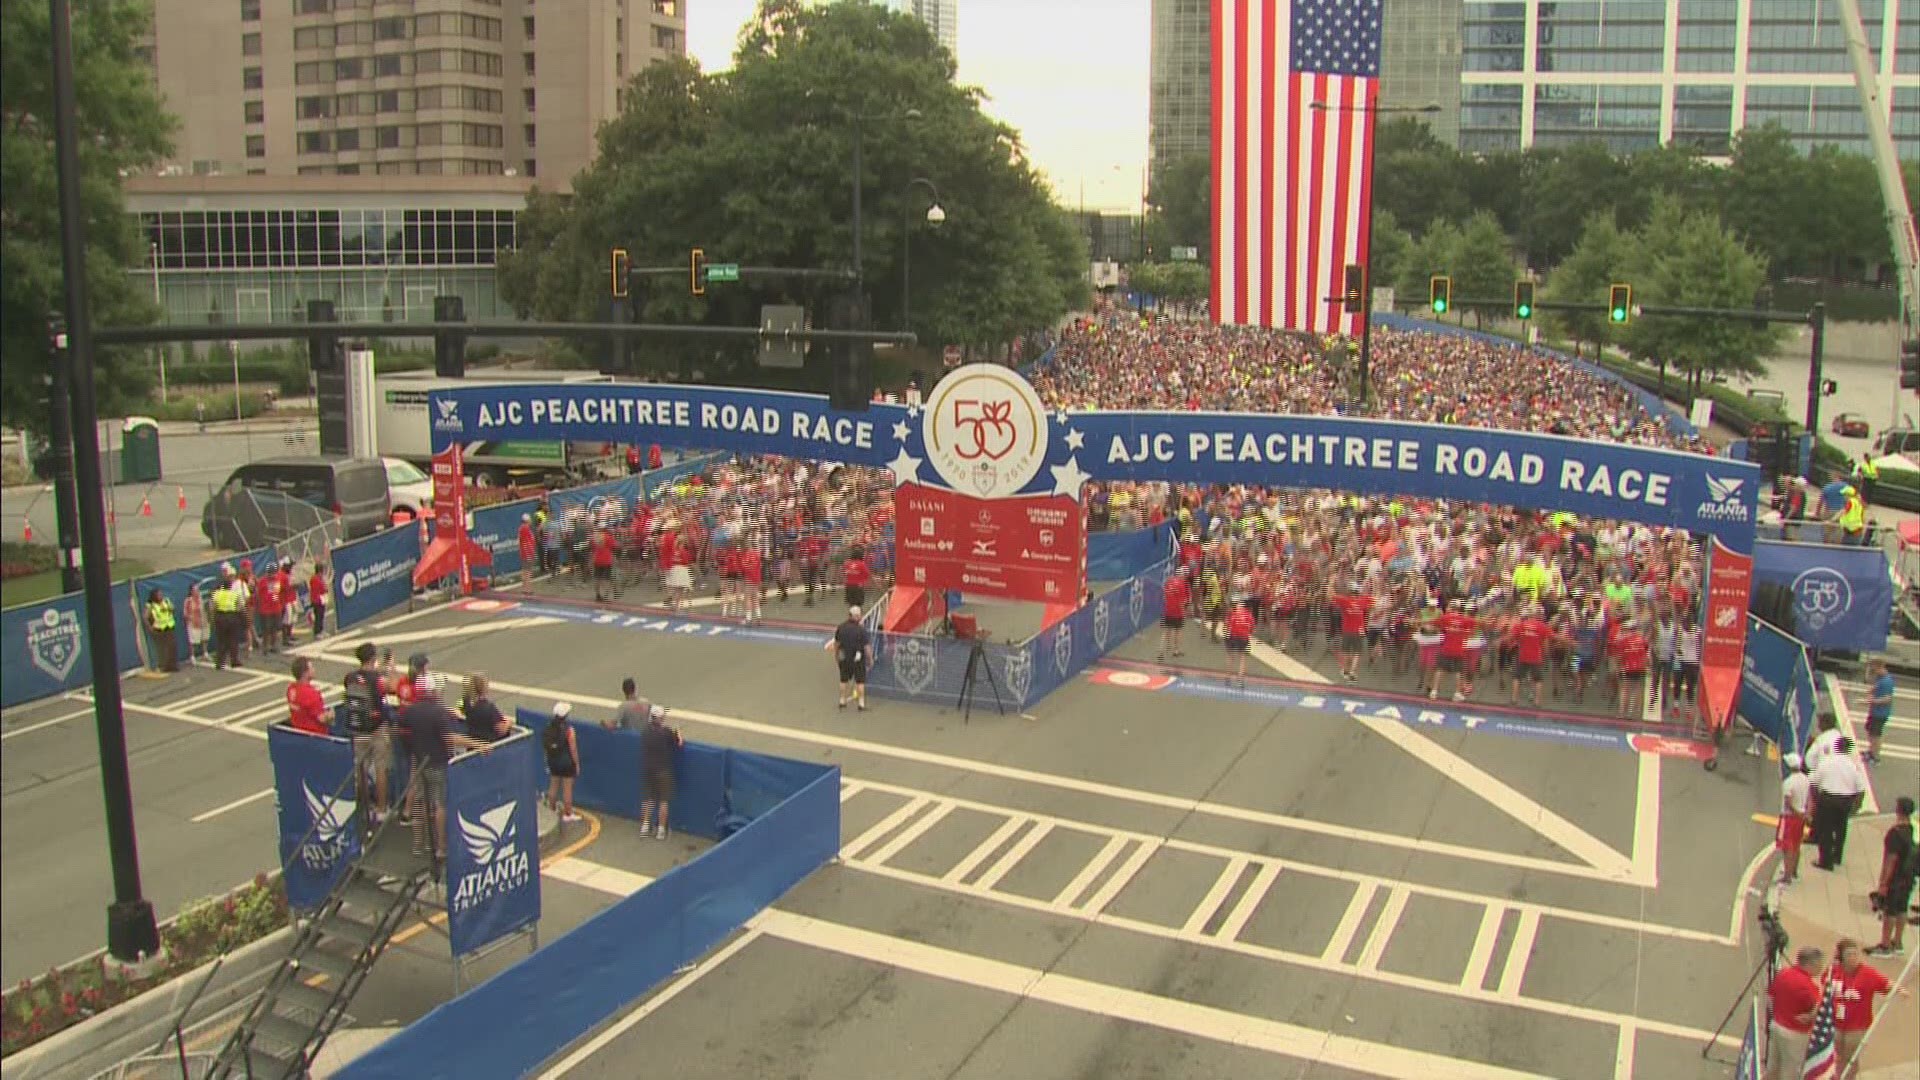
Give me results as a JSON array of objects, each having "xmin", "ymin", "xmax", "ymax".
[{"xmin": 1833, "ymin": 0, "xmax": 1919, "ymax": 410}]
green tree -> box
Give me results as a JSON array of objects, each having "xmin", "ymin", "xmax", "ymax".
[
  {"xmin": 1450, "ymin": 211, "xmax": 1517, "ymax": 328},
  {"xmin": 1398, "ymin": 219, "xmax": 1463, "ymax": 305},
  {"xmin": 1, "ymin": 0, "xmax": 175, "ymax": 431},
  {"xmin": 1622, "ymin": 198, "xmax": 1785, "ymax": 394},
  {"xmin": 1542, "ymin": 213, "xmax": 1632, "ymax": 357},
  {"xmin": 1802, "ymin": 146, "xmax": 1885, "ymax": 280},
  {"xmin": 1371, "ymin": 117, "xmax": 1471, "ymax": 236},
  {"xmin": 1721, "ymin": 124, "xmax": 1815, "ymax": 279},
  {"xmin": 1516, "ymin": 142, "xmax": 1633, "ymax": 268},
  {"xmin": 1146, "ymin": 152, "xmax": 1210, "ymax": 263},
  {"xmin": 1367, "ymin": 210, "xmax": 1415, "ymax": 304}
]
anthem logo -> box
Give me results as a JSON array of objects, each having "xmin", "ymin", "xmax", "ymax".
[
  {"xmin": 452, "ymin": 800, "xmax": 531, "ymax": 914},
  {"xmin": 1695, "ymin": 474, "xmax": 1751, "ymax": 523}
]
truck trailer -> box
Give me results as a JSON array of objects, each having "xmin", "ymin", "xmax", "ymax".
[{"xmin": 373, "ymin": 369, "xmax": 622, "ymax": 484}]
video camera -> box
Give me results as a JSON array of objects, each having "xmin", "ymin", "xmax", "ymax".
[{"xmin": 1756, "ymin": 905, "xmax": 1789, "ymax": 956}]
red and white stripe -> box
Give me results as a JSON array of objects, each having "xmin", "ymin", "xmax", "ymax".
[{"xmin": 1211, "ymin": 0, "xmax": 1377, "ymax": 335}]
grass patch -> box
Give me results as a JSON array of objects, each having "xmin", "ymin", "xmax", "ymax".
[{"xmin": 0, "ymin": 555, "xmax": 153, "ymax": 608}]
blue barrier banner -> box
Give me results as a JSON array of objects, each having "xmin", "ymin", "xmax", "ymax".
[
  {"xmin": 543, "ymin": 475, "xmax": 640, "ymax": 522},
  {"xmin": 1088, "ymin": 522, "xmax": 1176, "ymax": 582},
  {"xmin": 131, "ymin": 547, "xmax": 274, "ymax": 662},
  {"xmin": 267, "ymin": 725, "xmax": 361, "ymax": 911},
  {"xmin": 1, "ymin": 584, "xmax": 142, "ymax": 708},
  {"xmin": 467, "ymin": 500, "xmax": 537, "ymax": 580},
  {"xmin": 444, "ymin": 732, "xmax": 541, "ymax": 955},
  {"xmin": 1734, "ymin": 999, "xmax": 1762, "ymax": 1080},
  {"xmin": 1019, "ymin": 559, "xmax": 1174, "ymax": 707},
  {"xmin": 331, "ymin": 525, "xmax": 420, "ymax": 629},
  {"xmin": 429, "ymin": 377, "xmax": 1759, "ymax": 552},
  {"xmin": 1738, "ymin": 617, "xmax": 1815, "ymax": 758},
  {"xmin": 340, "ymin": 761, "xmax": 839, "ymax": 1080},
  {"xmin": 515, "ymin": 710, "xmax": 732, "ymax": 839},
  {"xmin": 1753, "ymin": 539, "xmax": 1893, "ymax": 653},
  {"xmin": 642, "ymin": 450, "xmax": 727, "ymax": 502}
]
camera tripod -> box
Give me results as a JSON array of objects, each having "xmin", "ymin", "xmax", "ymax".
[
  {"xmin": 956, "ymin": 639, "xmax": 1005, "ymax": 724},
  {"xmin": 1702, "ymin": 909, "xmax": 1787, "ymax": 1059}
]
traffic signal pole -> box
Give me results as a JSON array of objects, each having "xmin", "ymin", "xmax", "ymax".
[{"xmin": 1803, "ymin": 302, "xmax": 1828, "ymax": 444}]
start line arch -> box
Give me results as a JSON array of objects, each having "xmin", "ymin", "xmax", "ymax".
[{"xmin": 427, "ymin": 364, "xmax": 1761, "ymax": 726}]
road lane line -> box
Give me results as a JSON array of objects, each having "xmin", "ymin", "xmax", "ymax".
[
  {"xmin": 1322, "ymin": 881, "xmax": 1379, "ymax": 964},
  {"xmin": 840, "ymin": 797, "xmax": 930, "ymax": 862},
  {"xmin": 971, "ymin": 821, "xmax": 1054, "ymax": 891},
  {"xmin": 549, "ymin": 855, "xmax": 1554, "ymax": 1080},
  {"xmin": 1078, "ymin": 838, "xmax": 1161, "ymax": 917},
  {"xmin": 191, "ymin": 787, "xmax": 275, "ymax": 823},
  {"xmin": 942, "ymin": 817, "xmax": 1027, "ymax": 885},
  {"xmin": 1052, "ymin": 835, "xmax": 1130, "ymax": 909},
  {"xmin": 838, "ymin": 780, "xmax": 866, "ymax": 803},
  {"xmin": 76, "ymin": 695, "xmax": 268, "ymax": 741},
  {"xmin": 1355, "ymin": 886, "xmax": 1410, "ymax": 973},
  {"xmin": 167, "ymin": 673, "xmax": 277, "ymax": 714},
  {"xmin": 1631, "ymin": 750, "xmax": 1661, "ymax": 885},
  {"xmin": 1460, "ymin": 905, "xmax": 1506, "ymax": 991},
  {"xmin": 1613, "ymin": 1025, "xmax": 1636, "ymax": 1080},
  {"xmin": 861, "ymin": 802, "xmax": 955, "ymax": 867},
  {"xmin": 1182, "ymin": 856, "xmax": 1250, "ymax": 936},
  {"xmin": 1212, "ymin": 861, "xmax": 1280, "ymax": 942},
  {"xmin": 1, "ymin": 706, "xmax": 98, "ymax": 741},
  {"xmin": 1497, "ymin": 909, "xmax": 1541, "ymax": 1000}
]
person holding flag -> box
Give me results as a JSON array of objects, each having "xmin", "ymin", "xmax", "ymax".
[
  {"xmin": 1798, "ymin": 964, "xmax": 1840, "ymax": 1080},
  {"xmin": 1765, "ymin": 944, "xmax": 1825, "ymax": 1080}
]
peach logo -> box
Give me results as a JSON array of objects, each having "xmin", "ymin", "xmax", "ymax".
[{"xmin": 923, "ymin": 364, "xmax": 1048, "ymax": 500}]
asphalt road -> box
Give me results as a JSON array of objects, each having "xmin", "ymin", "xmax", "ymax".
[
  {"xmin": 10, "ymin": 590, "xmax": 1892, "ymax": 1078},
  {"xmin": 1748, "ymin": 349, "xmax": 1915, "ymax": 454}
]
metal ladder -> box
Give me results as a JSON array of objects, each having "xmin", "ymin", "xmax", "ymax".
[{"xmin": 207, "ymin": 819, "xmax": 432, "ymax": 1079}]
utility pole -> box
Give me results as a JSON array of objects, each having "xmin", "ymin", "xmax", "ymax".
[
  {"xmin": 43, "ymin": 322, "xmax": 84, "ymax": 596},
  {"xmin": 1804, "ymin": 302, "xmax": 1828, "ymax": 480},
  {"xmin": 49, "ymin": 0, "xmax": 160, "ymax": 964}
]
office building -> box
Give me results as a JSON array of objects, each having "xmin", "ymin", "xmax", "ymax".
[
  {"xmin": 1148, "ymin": 0, "xmax": 1463, "ymax": 186},
  {"xmin": 881, "ymin": 0, "xmax": 958, "ymax": 52},
  {"xmin": 143, "ymin": 0, "xmax": 687, "ymax": 189},
  {"xmin": 1461, "ymin": 0, "xmax": 1917, "ymax": 158}
]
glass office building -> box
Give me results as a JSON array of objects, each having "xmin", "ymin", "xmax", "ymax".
[{"xmin": 1461, "ymin": 0, "xmax": 1919, "ymax": 157}]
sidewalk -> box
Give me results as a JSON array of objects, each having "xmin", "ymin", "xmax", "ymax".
[{"xmin": 1774, "ymin": 815, "xmax": 1919, "ymax": 1079}]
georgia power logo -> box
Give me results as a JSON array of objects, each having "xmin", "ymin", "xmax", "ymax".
[
  {"xmin": 452, "ymin": 799, "xmax": 531, "ymax": 914},
  {"xmin": 26, "ymin": 607, "xmax": 83, "ymax": 681},
  {"xmin": 1790, "ymin": 566, "xmax": 1852, "ymax": 631},
  {"xmin": 1696, "ymin": 474, "xmax": 1751, "ymax": 523},
  {"xmin": 433, "ymin": 397, "xmax": 464, "ymax": 434},
  {"xmin": 922, "ymin": 364, "xmax": 1049, "ymax": 499}
]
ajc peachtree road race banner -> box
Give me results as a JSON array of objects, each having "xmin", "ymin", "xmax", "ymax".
[
  {"xmin": 268, "ymin": 725, "xmax": 361, "ymax": 911},
  {"xmin": 426, "ymin": 364, "xmax": 1762, "ymax": 552},
  {"xmin": 444, "ymin": 733, "xmax": 540, "ymax": 955},
  {"xmin": 331, "ymin": 523, "xmax": 421, "ymax": 630},
  {"xmin": 0, "ymin": 583, "xmax": 141, "ymax": 709},
  {"xmin": 1752, "ymin": 539, "xmax": 1893, "ymax": 654},
  {"xmin": 894, "ymin": 482, "xmax": 1086, "ymax": 605}
]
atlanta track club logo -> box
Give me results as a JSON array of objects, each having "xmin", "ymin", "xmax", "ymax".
[{"xmin": 921, "ymin": 364, "xmax": 1049, "ymax": 500}]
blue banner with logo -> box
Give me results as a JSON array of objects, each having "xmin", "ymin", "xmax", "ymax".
[
  {"xmin": 642, "ymin": 450, "xmax": 727, "ymax": 502},
  {"xmin": 1, "ymin": 585, "xmax": 142, "ymax": 709},
  {"xmin": 1738, "ymin": 616, "xmax": 1816, "ymax": 760},
  {"xmin": 1088, "ymin": 522, "xmax": 1176, "ymax": 582},
  {"xmin": 467, "ymin": 499, "xmax": 538, "ymax": 580},
  {"xmin": 428, "ymin": 375, "xmax": 1759, "ymax": 552},
  {"xmin": 331, "ymin": 524, "xmax": 421, "ymax": 630},
  {"xmin": 1734, "ymin": 999, "xmax": 1762, "ymax": 1080},
  {"xmin": 444, "ymin": 731, "xmax": 540, "ymax": 955},
  {"xmin": 268, "ymin": 725, "xmax": 361, "ymax": 911},
  {"xmin": 1017, "ymin": 559, "xmax": 1174, "ymax": 707},
  {"xmin": 1752, "ymin": 539, "xmax": 1893, "ymax": 653}
]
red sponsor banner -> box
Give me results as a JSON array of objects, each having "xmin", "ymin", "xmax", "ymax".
[
  {"xmin": 431, "ymin": 445, "xmax": 471, "ymax": 592},
  {"xmin": 894, "ymin": 482, "xmax": 1085, "ymax": 605},
  {"xmin": 1698, "ymin": 540, "xmax": 1753, "ymax": 734}
]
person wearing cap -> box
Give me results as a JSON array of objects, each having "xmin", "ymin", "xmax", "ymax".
[
  {"xmin": 828, "ymin": 605, "xmax": 871, "ymax": 710},
  {"xmin": 543, "ymin": 703, "xmax": 581, "ymax": 824},
  {"xmin": 639, "ymin": 704, "xmax": 682, "ymax": 839},
  {"xmin": 1777, "ymin": 751, "xmax": 1812, "ymax": 885},
  {"xmin": 395, "ymin": 667, "xmax": 493, "ymax": 859},
  {"xmin": 210, "ymin": 564, "xmax": 246, "ymax": 670}
]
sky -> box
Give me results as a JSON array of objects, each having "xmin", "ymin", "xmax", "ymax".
[{"xmin": 685, "ymin": 0, "xmax": 1152, "ymax": 212}]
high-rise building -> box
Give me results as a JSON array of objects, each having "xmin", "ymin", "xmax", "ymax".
[
  {"xmin": 144, "ymin": 0, "xmax": 688, "ymax": 189},
  {"xmin": 1461, "ymin": 0, "xmax": 1917, "ymax": 159},
  {"xmin": 882, "ymin": 0, "xmax": 958, "ymax": 52}
]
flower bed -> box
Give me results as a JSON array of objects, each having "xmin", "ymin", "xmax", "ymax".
[{"xmin": 0, "ymin": 874, "xmax": 288, "ymax": 1057}]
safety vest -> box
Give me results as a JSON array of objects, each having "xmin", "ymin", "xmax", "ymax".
[
  {"xmin": 1839, "ymin": 495, "xmax": 1866, "ymax": 533},
  {"xmin": 1855, "ymin": 459, "xmax": 1879, "ymax": 481},
  {"xmin": 211, "ymin": 584, "xmax": 242, "ymax": 614},
  {"xmin": 148, "ymin": 599, "xmax": 175, "ymax": 631}
]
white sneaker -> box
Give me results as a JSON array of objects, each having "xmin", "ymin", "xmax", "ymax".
[
  {"xmin": 654, "ymin": 825, "xmax": 667, "ymax": 840},
  {"xmin": 562, "ymin": 812, "xmax": 581, "ymax": 823}
]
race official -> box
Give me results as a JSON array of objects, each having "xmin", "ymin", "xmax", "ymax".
[
  {"xmin": 1810, "ymin": 736, "xmax": 1868, "ymax": 871},
  {"xmin": 285, "ymin": 657, "xmax": 331, "ymax": 736}
]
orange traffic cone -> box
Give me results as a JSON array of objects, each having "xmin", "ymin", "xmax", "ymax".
[
  {"xmin": 176, "ymin": 486, "xmax": 187, "ymax": 511},
  {"xmin": 22, "ymin": 519, "xmax": 32, "ymax": 542},
  {"xmin": 107, "ymin": 506, "xmax": 116, "ymax": 526},
  {"xmin": 139, "ymin": 496, "xmax": 152, "ymax": 517}
]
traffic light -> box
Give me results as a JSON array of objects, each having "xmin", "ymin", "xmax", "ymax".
[
  {"xmin": 610, "ymin": 248, "xmax": 630, "ymax": 298},
  {"xmin": 1514, "ymin": 280, "xmax": 1535, "ymax": 320},
  {"xmin": 1820, "ymin": 378, "xmax": 1838, "ymax": 397},
  {"xmin": 1429, "ymin": 275, "xmax": 1451, "ymax": 315},
  {"xmin": 1902, "ymin": 338, "xmax": 1920, "ymax": 390},
  {"xmin": 1342, "ymin": 263, "xmax": 1366, "ymax": 309},
  {"xmin": 1608, "ymin": 283, "xmax": 1632, "ymax": 324},
  {"xmin": 690, "ymin": 247, "xmax": 706, "ymax": 297},
  {"xmin": 825, "ymin": 291, "xmax": 873, "ymax": 412}
]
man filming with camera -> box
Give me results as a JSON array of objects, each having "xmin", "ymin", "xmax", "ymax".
[{"xmin": 1765, "ymin": 943, "xmax": 1825, "ymax": 1080}]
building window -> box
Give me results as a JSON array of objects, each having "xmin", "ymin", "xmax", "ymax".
[
  {"xmin": 522, "ymin": 87, "xmax": 535, "ymax": 111},
  {"xmin": 241, "ymin": 0, "xmax": 260, "ymax": 21},
  {"xmin": 297, "ymin": 95, "xmax": 330, "ymax": 118},
  {"xmin": 376, "ymin": 125, "xmax": 402, "ymax": 148},
  {"xmin": 654, "ymin": 0, "xmax": 677, "ymax": 15},
  {"xmin": 523, "ymin": 123, "xmax": 536, "ymax": 147},
  {"xmin": 523, "ymin": 52, "xmax": 535, "ymax": 75},
  {"xmin": 242, "ymin": 31, "xmax": 262, "ymax": 55},
  {"xmin": 335, "ymin": 128, "xmax": 361, "ymax": 151},
  {"xmin": 293, "ymin": 0, "xmax": 329, "ymax": 13},
  {"xmin": 336, "ymin": 164, "xmax": 360, "ymax": 175},
  {"xmin": 299, "ymin": 131, "xmax": 331, "ymax": 154},
  {"xmin": 653, "ymin": 25, "xmax": 678, "ymax": 51},
  {"xmin": 374, "ymin": 16, "xmax": 410, "ymax": 41},
  {"xmin": 336, "ymin": 57, "xmax": 364, "ymax": 80},
  {"xmin": 294, "ymin": 26, "xmax": 333, "ymax": 48},
  {"xmin": 245, "ymin": 134, "xmax": 266, "ymax": 158},
  {"xmin": 244, "ymin": 99, "xmax": 264, "ymax": 124},
  {"xmin": 374, "ymin": 53, "xmax": 407, "ymax": 77},
  {"xmin": 243, "ymin": 66, "xmax": 263, "ymax": 90},
  {"xmin": 522, "ymin": 15, "xmax": 534, "ymax": 39},
  {"xmin": 524, "ymin": 158, "xmax": 537, "ymax": 177}
]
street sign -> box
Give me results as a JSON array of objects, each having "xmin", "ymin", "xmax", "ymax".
[
  {"xmin": 1171, "ymin": 246, "xmax": 1198, "ymax": 262},
  {"xmin": 706, "ymin": 263, "xmax": 741, "ymax": 283}
]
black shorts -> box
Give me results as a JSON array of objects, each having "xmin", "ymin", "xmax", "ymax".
[
  {"xmin": 644, "ymin": 764, "xmax": 676, "ymax": 803},
  {"xmin": 1226, "ymin": 636, "xmax": 1249, "ymax": 653},
  {"xmin": 1163, "ymin": 615, "xmax": 1184, "ymax": 630},
  {"xmin": 1341, "ymin": 631, "xmax": 1364, "ymax": 652},
  {"xmin": 1515, "ymin": 660, "xmax": 1543, "ymax": 681},
  {"xmin": 594, "ymin": 564, "xmax": 612, "ymax": 580},
  {"xmin": 838, "ymin": 658, "xmax": 868, "ymax": 684},
  {"xmin": 548, "ymin": 760, "xmax": 578, "ymax": 779},
  {"xmin": 1439, "ymin": 655, "xmax": 1464, "ymax": 674},
  {"xmin": 1673, "ymin": 662, "xmax": 1700, "ymax": 696},
  {"xmin": 845, "ymin": 584, "xmax": 866, "ymax": 610},
  {"xmin": 723, "ymin": 570, "xmax": 742, "ymax": 581},
  {"xmin": 1365, "ymin": 627, "xmax": 1386, "ymax": 647},
  {"xmin": 1878, "ymin": 875, "xmax": 1915, "ymax": 915}
]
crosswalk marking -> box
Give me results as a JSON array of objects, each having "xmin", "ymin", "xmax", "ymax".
[
  {"xmin": 1079, "ymin": 839, "xmax": 1162, "ymax": 917},
  {"xmin": 1322, "ymin": 882, "xmax": 1380, "ymax": 964},
  {"xmin": 1215, "ymin": 862, "xmax": 1281, "ymax": 942},
  {"xmin": 1182, "ymin": 857, "xmax": 1250, "ymax": 936},
  {"xmin": 942, "ymin": 816, "xmax": 1027, "ymax": 885},
  {"xmin": 839, "ymin": 780, "xmax": 866, "ymax": 803},
  {"xmin": 841, "ymin": 796, "xmax": 931, "ymax": 861},
  {"xmin": 1356, "ymin": 887, "xmax": 1411, "ymax": 973},
  {"xmin": 862, "ymin": 802, "xmax": 955, "ymax": 867},
  {"xmin": 972, "ymin": 821, "xmax": 1054, "ymax": 891},
  {"xmin": 1461, "ymin": 905, "xmax": 1506, "ymax": 991},
  {"xmin": 1054, "ymin": 835, "xmax": 1131, "ymax": 908},
  {"xmin": 1498, "ymin": 910, "xmax": 1541, "ymax": 999}
]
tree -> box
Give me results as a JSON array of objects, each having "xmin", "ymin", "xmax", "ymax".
[
  {"xmin": 1622, "ymin": 198, "xmax": 1785, "ymax": 393},
  {"xmin": 1450, "ymin": 211, "xmax": 1518, "ymax": 327},
  {"xmin": 1721, "ymin": 124, "xmax": 1814, "ymax": 279},
  {"xmin": 497, "ymin": 0, "xmax": 1084, "ymax": 376},
  {"xmin": 1367, "ymin": 210, "xmax": 1414, "ymax": 303},
  {"xmin": 1147, "ymin": 152, "xmax": 1209, "ymax": 263},
  {"xmin": 1516, "ymin": 142, "xmax": 1634, "ymax": 268},
  {"xmin": 1542, "ymin": 214, "xmax": 1632, "ymax": 357},
  {"xmin": 1398, "ymin": 219, "xmax": 1463, "ymax": 303},
  {"xmin": 1, "ymin": 0, "xmax": 175, "ymax": 431}
]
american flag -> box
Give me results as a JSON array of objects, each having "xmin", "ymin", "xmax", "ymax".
[
  {"xmin": 1212, "ymin": 0, "xmax": 1381, "ymax": 334},
  {"xmin": 1801, "ymin": 979, "xmax": 1838, "ymax": 1079}
]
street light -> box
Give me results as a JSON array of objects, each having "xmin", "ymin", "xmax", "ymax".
[
  {"xmin": 845, "ymin": 106, "xmax": 923, "ymax": 287},
  {"xmin": 903, "ymin": 177, "xmax": 944, "ymax": 331},
  {"xmin": 1309, "ymin": 100, "xmax": 1442, "ymax": 410}
]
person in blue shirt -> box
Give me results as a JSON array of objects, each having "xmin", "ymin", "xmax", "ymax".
[{"xmin": 1862, "ymin": 658, "xmax": 1895, "ymax": 765}]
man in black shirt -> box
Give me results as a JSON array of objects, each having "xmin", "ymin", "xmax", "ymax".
[
  {"xmin": 343, "ymin": 643, "xmax": 391, "ymax": 821},
  {"xmin": 639, "ymin": 706, "xmax": 682, "ymax": 840},
  {"xmin": 826, "ymin": 605, "xmax": 870, "ymax": 711},
  {"xmin": 461, "ymin": 673, "xmax": 510, "ymax": 742},
  {"xmin": 397, "ymin": 684, "xmax": 493, "ymax": 860}
]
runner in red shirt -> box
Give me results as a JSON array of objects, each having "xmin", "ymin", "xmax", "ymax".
[
  {"xmin": 1159, "ymin": 569, "xmax": 1190, "ymax": 662},
  {"xmin": 253, "ymin": 565, "xmax": 286, "ymax": 654},
  {"xmin": 1224, "ymin": 601, "xmax": 1256, "ymax": 687},
  {"xmin": 518, "ymin": 514, "xmax": 538, "ymax": 577},
  {"xmin": 740, "ymin": 544, "xmax": 764, "ymax": 624},
  {"xmin": 843, "ymin": 549, "xmax": 872, "ymax": 612},
  {"xmin": 1433, "ymin": 601, "xmax": 1477, "ymax": 701},
  {"xmin": 1506, "ymin": 605, "xmax": 1552, "ymax": 708},
  {"xmin": 286, "ymin": 657, "xmax": 330, "ymax": 736},
  {"xmin": 592, "ymin": 527, "xmax": 617, "ymax": 602},
  {"xmin": 1829, "ymin": 940, "xmax": 1894, "ymax": 1070},
  {"xmin": 1330, "ymin": 583, "xmax": 1374, "ymax": 682},
  {"xmin": 718, "ymin": 545, "xmax": 742, "ymax": 617},
  {"xmin": 1611, "ymin": 621, "xmax": 1651, "ymax": 719},
  {"xmin": 306, "ymin": 564, "xmax": 329, "ymax": 641}
]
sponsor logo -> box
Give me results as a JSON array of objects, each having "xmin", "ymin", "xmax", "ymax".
[
  {"xmin": 1053, "ymin": 624, "xmax": 1074, "ymax": 676},
  {"xmin": 891, "ymin": 636, "xmax": 937, "ymax": 696},
  {"xmin": 920, "ymin": 516, "xmax": 936, "ymax": 537},
  {"xmin": 452, "ymin": 799, "xmax": 532, "ymax": 914},
  {"xmin": 922, "ymin": 364, "xmax": 1049, "ymax": 500},
  {"xmin": 1089, "ymin": 668, "xmax": 1176, "ymax": 691},
  {"xmin": 1000, "ymin": 649, "xmax": 1033, "ymax": 702},
  {"xmin": 26, "ymin": 607, "xmax": 83, "ymax": 682},
  {"xmin": 298, "ymin": 782, "xmax": 357, "ymax": 871},
  {"xmin": 1789, "ymin": 567, "xmax": 1851, "ymax": 631},
  {"xmin": 338, "ymin": 569, "xmax": 360, "ymax": 598},
  {"xmin": 432, "ymin": 397, "xmax": 465, "ymax": 433},
  {"xmin": 1038, "ymin": 529, "xmax": 1055, "ymax": 547},
  {"xmin": 1092, "ymin": 597, "xmax": 1111, "ymax": 649},
  {"xmin": 1695, "ymin": 474, "xmax": 1751, "ymax": 522},
  {"xmin": 971, "ymin": 539, "xmax": 997, "ymax": 557},
  {"xmin": 1712, "ymin": 603, "xmax": 1740, "ymax": 629}
]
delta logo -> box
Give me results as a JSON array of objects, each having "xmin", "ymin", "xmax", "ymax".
[{"xmin": 1695, "ymin": 474, "xmax": 1751, "ymax": 523}]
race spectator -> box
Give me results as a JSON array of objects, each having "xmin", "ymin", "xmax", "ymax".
[
  {"xmin": 183, "ymin": 584, "xmax": 208, "ymax": 667},
  {"xmin": 1766, "ymin": 946, "xmax": 1825, "ymax": 1080},
  {"xmin": 343, "ymin": 643, "xmax": 391, "ymax": 821},
  {"xmin": 518, "ymin": 514, "xmax": 538, "ymax": 579},
  {"xmin": 1828, "ymin": 938, "xmax": 1896, "ymax": 1072},
  {"xmin": 1776, "ymin": 753, "xmax": 1811, "ymax": 886},
  {"xmin": 640, "ymin": 705, "xmax": 682, "ymax": 840},
  {"xmin": 544, "ymin": 702, "xmax": 581, "ymax": 824},
  {"xmin": 251, "ymin": 560, "xmax": 283, "ymax": 654},
  {"xmin": 1159, "ymin": 568, "xmax": 1190, "ymax": 662},
  {"xmin": 1811, "ymin": 736, "xmax": 1868, "ymax": 871},
  {"xmin": 461, "ymin": 674, "xmax": 510, "ymax": 742},
  {"xmin": 1868, "ymin": 796, "xmax": 1915, "ymax": 958},
  {"xmin": 1862, "ymin": 658, "xmax": 1894, "ymax": 765},
  {"xmin": 307, "ymin": 563, "xmax": 329, "ymax": 640},
  {"xmin": 828, "ymin": 606, "xmax": 871, "ymax": 711},
  {"xmin": 285, "ymin": 657, "xmax": 330, "ymax": 736},
  {"xmin": 396, "ymin": 676, "xmax": 493, "ymax": 859},
  {"xmin": 843, "ymin": 546, "xmax": 872, "ymax": 612},
  {"xmin": 592, "ymin": 527, "xmax": 618, "ymax": 603}
]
